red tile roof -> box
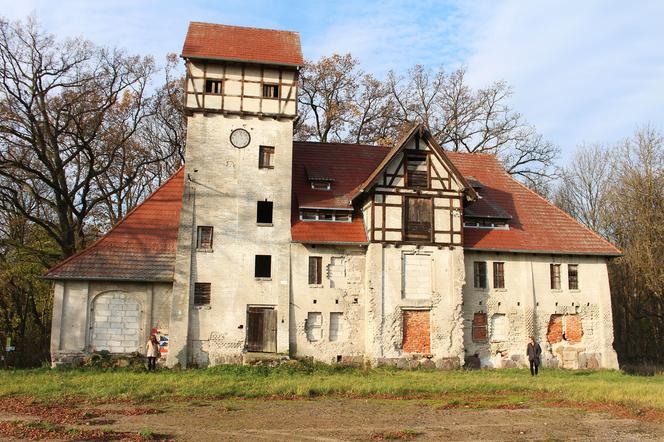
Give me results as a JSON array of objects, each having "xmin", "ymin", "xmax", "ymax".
[
  {"xmin": 447, "ymin": 152, "xmax": 621, "ymax": 256},
  {"xmin": 45, "ymin": 142, "xmax": 620, "ymax": 282},
  {"xmin": 43, "ymin": 169, "xmax": 185, "ymax": 281},
  {"xmin": 291, "ymin": 142, "xmax": 387, "ymax": 244},
  {"xmin": 182, "ymin": 22, "xmax": 304, "ymax": 67}
]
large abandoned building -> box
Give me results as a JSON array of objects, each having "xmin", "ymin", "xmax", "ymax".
[{"xmin": 45, "ymin": 22, "xmax": 621, "ymax": 370}]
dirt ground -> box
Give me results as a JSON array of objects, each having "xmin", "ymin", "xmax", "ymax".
[{"xmin": 1, "ymin": 398, "xmax": 664, "ymax": 441}]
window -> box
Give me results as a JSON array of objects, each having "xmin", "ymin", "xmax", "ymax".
[
  {"xmin": 306, "ymin": 312, "xmax": 322, "ymax": 341},
  {"xmin": 205, "ymin": 79, "xmax": 222, "ymax": 94},
  {"xmin": 550, "ymin": 264, "xmax": 561, "ymax": 290},
  {"xmin": 472, "ymin": 312, "xmax": 487, "ymax": 342},
  {"xmin": 196, "ymin": 226, "xmax": 213, "ymax": 250},
  {"xmin": 194, "ymin": 283, "xmax": 211, "ymax": 306},
  {"xmin": 308, "ymin": 256, "xmax": 322, "ymax": 285},
  {"xmin": 299, "ymin": 210, "xmax": 352, "ymax": 222},
  {"xmin": 257, "ymin": 201, "xmax": 273, "ymax": 224},
  {"xmin": 568, "ymin": 264, "xmax": 579, "ymax": 290},
  {"xmin": 405, "ymin": 197, "xmax": 432, "ymax": 241},
  {"xmin": 255, "ymin": 255, "xmax": 271, "ymax": 278},
  {"xmin": 311, "ymin": 181, "xmax": 331, "ymax": 190},
  {"xmin": 491, "ymin": 314, "xmax": 507, "ymax": 342},
  {"xmin": 406, "ymin": 153, "xmax": 428, "ymax": 188},
  {"xmin": 493, "ymin": 262, "xmax": 505, "ymax": 289},
  {"xmin": 262, "ymin": 83, "xmax": 279, "ymax": 98},
  {"xmin": 473, "ymin": 261, "xmax": 487, "ymax": 289},
  {"xmin": 259, "ymin": 146, "xmax": 275, "ymax": 169},
  {"xmin": 329, "ymin": 312, "xmax": 343, "ymax": 342}
]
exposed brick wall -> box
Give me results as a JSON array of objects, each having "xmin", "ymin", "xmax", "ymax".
[
  {"xmin": 565, "ymin": 314, "xmax": 583, "ymax": 343},
  {"xmin": 472, "ymin": 312, "xmax": 487, "ymax": 342},
  {"xmin": 547, "ymin": 314, "xmax": 583, "ymax": 344},
  {"xmin": 402, "ymin": 310, "xmax": 430, "ymax": 353}
]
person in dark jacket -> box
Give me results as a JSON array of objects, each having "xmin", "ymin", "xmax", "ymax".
[{"xmin": 527, "ymin": 336, "xmax": 542, "ymax": 376}]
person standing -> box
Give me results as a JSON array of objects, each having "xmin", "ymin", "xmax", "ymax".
[
  {"xmin": 146, "ymin": 335, "xmax": 160, "ymax": 371},
  {"xmin": 527, "ymin": 336, "xmax": 542, "ymax": 376}
]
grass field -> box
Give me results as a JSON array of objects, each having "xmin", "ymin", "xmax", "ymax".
[{"xmin": 1, "ymin": 363, "xmax": 663, "ymax": 412}]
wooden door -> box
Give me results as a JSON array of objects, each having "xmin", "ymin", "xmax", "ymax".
[
  {"xmin": 246, "ymin": 307, "xmax": 277, "ymax": 352},
  {"xmin": 405, "ymin": 197, "xmax": 432, "ymax": 241}
]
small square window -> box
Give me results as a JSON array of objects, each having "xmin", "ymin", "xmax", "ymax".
[
  {"xmin": 568, "ymin": 264, "xmax": 579, "ymax": 290},
  {"xmin": 259, "ymin": 146, "xmax": 275, "ymax": 169},
  {"xmin": 255, "ymin": 255, "xmax": 271, "ymax": 278},
  {"xmin": 473, "ymin": 261, "xmax": 487, "ymax": 289},
  {"xmin": 262, "ymin": 83, "xmax": 279, "ymax": 98},
  {"xmin": 194, "ymin": 283, "xmax": 211, "ymax": 306},
  {"xmin": 196, "ymin": 226, "xmax": 213, "ymax": 250},
  {"xmin": 493, "ymin": 262, "xmax": 505, "ymax": 289},
  {"xmin": 550, "ymin": 264, "xmax": 561, "ymax": 290},
  {"xmin": 205, "ymin": 79, "xmax": 222, "ymax": 94},
  {"xmin": 257, "ymin": 201, "xmax": 273, "ymax": 224},
  {"xmin": 308, "ymin": 256, "xmax": 322, "ymax": 285}
]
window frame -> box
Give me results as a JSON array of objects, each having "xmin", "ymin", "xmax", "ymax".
[
  {"xmin": 308, "ymin": 256, "xmax": 323, "ymax": 285},
  {"xmin": 256, "ymin": 200, "xmax": 274, "ymax": 224},
  {"xmin": 262, "ymin": 83, "xmax": 279, "ymax": 99},
  {"xmin": 255, "ymin": 255, "xmax": 272, "ymax": 278},
  {"xmin": 550, "ymin": 263, "xmax": 562, "ymax": 290},
  {"xmin": 299, "ymin": 210, "xmax": 352, "ymax": 223},
  {"xmin": 473, "ymin": 261, "xmax": 487, "ymax": 289},
  {"xmin": 406, "ymin": 152, "xmax": 429, "ymax": 189},
  {"xmin": 493, "ymin": 262, "xmax": 505, "ymax": 289},
  {"xmin": 568, "ymin": 264, "xmax": 579, "ymax": 290},
  {"xmin": 196, "ymin": 226, "xmax": 214, "ymax": 250},
  {"xmin": 259, "ymin": 145, "xmax": 275, "ymax": 169},
  {"xmin": 204, "ymin": 79, "xmax": 223, "ymax": 95},
  {"xmin": 193, "ymin": 282, "xmax": 211, "ymax": 306}
]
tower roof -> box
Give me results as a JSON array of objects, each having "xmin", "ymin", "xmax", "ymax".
[{"xmin": 182, "ymin": 22, "xmax": 304, "ymax": 67}]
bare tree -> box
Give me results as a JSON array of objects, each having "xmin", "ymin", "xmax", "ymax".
[{"xmin": 0, "ymin": 16, "xmax": 158, "ymax": 256}]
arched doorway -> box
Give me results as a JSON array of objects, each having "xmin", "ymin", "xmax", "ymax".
[{"xmin": 91, "ymin": 292, "xmax": 143, "ymax": 353}]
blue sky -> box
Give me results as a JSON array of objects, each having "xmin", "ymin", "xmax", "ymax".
[{"xmin": 2, "ymin": 0, "xmax": 663, "ymax": 162}]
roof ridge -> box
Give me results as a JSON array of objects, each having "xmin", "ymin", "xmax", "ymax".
[
  {"xmin": 44, "ymin": 166, "xmax": 185, "ymax": 278},
  {"xmin": 506, "ymin": 169, "xmax": 622, "ymax": 255},
  {"xmin": 188, "ymin": 21, "xmax": 301, "ymax": 35}
]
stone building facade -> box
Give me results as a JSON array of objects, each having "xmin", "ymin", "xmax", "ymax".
[{"xmin": 45, "ymin": 22, "xmax": 620, "ymax": 370}]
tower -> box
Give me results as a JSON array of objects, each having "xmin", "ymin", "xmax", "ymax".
[{"xmin": 166, "ymin": 23, "xmax": 302, "ymax": 366}]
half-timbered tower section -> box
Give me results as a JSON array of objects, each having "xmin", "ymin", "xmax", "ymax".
[{"xmin": 46, "ymin": 22, "xmax": 621, "ymax": 370}]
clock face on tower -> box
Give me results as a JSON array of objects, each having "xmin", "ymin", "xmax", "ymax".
[{"xmin": 230, "ymin": 128, "xmax": 251, "ymax": 148}]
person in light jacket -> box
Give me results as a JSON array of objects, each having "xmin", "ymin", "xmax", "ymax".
[
  {"xmin": 527, "ymin": 336, "xmax": 542, "ymax": 376},
  {"xmin": 146, "ymin": 335, "xmax": 160, "ymax": 371}
]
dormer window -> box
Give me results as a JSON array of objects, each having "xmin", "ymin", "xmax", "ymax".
[
  {"xmin": 463, "ymin": 217, "xmax": 510, "ymax": 230},
  {"xmin": 306, "ymin": 165, "xmax": 335, "ymax": 191},
  {"xmin": 300, "ymin": 209, "xmax": 352, "ymax": 222},
  {"xmin": 205, "ymin": 79, "xmax": 222, "ymax": 94},
  {"xmin": 311, "ymin": 181, "xmax": 331, "ymax": 190}
]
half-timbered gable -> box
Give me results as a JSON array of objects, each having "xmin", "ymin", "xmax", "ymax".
[{"xmin": 355, "ymin": 126, "xmax": 476, "ymax": 246}]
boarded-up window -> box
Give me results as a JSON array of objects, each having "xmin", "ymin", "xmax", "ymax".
[
  {"xmin": 327, "ymin": 256, "xmax": 345, "ymax": 289},
  {"xmin": 255, "ymin": 255, "xmax": 271, "ymax": 278},
  {"xmin": 196, "ymin": 226, "xmax": 213, "ymax": 249},
  {"xmin": 306, "ymin": 312, "xmax": 322, "ymax": 342},
  {"xmin": 194, "ymin": 283, "xmax": 211, "ymax": 306},
  {"xmin": 205, "ymin": 79, "xmax": 222, "ymax": 94},
  {"xmin": 403, "ymin": 253, "xmax": 432, "ymax": 299},
  {"xmin": 491, "ymin": 313, "xmax": 507, "ymax": 342},
  {"xmin": 259, "ymin": 146, "xmax": 275, "ymax": 169},
  {"xmin": 493, "ymin": 262, "xmax": 505, "ymax": 288},
  {"xmin": 474, "ymin": 262, "xmax": 487, "ymax": 289},
  {"xmin": 405, "ymin": 197, "xmax": 432, "ymax": 241},
  {"xmin": 257, "ymin": 201, "xmax": 273, "ymax": 224},
  {"xmin": 550, "ymin": 264, "xmax": 561, "ymax": 289},
  {"xmin": 568, "ymin": 264, "xmax": 579, "ymax": 290},
  {"xmin": 472, "ymin": 312, "xmax": 487, "ymax": 342},
  {"xmin": 547, "ymin": 314, "xmax": 583, "ymax": 344},
  {"xmin": 329, "ymin": 312, "xmax": 343, "ymax": 342},
  {"xmin": 308, "ymin": 256, "xmax": 322, "ymax": 285},
  {"xmin": 402, "ymin": 310, "xmax": 430, "ymax": 353},
  {"xmin": 406, "ymin": 153, "xmax": 428, "ymax": 188},
  {"xmin": 262, "ymin": 83, "xmax": 279, "ymax": 98}
]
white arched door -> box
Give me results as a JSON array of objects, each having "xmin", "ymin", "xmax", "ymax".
[{"xmin": 91, "ymin": 292, "xmax": 143, "ymax": 353}]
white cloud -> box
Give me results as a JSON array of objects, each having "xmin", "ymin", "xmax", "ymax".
[{"xmin": 461, "ymin": 0, "xmax": 664, "ymax": 158}]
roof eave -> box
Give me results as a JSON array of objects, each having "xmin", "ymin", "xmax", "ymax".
[
  {"xmin": 181, "ymin": 54, "xmax": 302, "ymax": 68},
  {"xmin": 42, "ymin": 275, "xmax": 175, "ymax": 283},
  {"xmin": 292, "ymin": 240, "xmax": 369, "ymax": 246},
  {"xmin": 464, "ymin": 246, "xmax": 622, "ymax": 257}
]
